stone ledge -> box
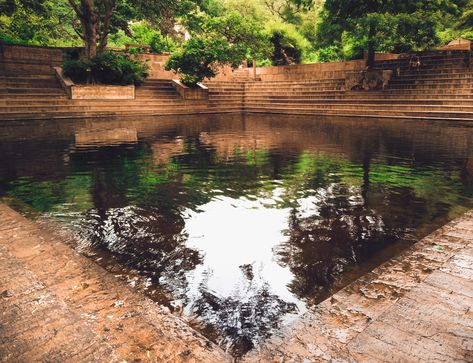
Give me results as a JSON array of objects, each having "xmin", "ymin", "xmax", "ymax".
[
  {"xmin": 54, "ymin": 66, "xmax": 135, "ymax": 100},
  {"xmin": 172, "ymin": 79, "xmax": 209, "ymax": 100}
]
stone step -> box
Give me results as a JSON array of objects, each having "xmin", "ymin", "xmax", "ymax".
[
  {"xmin": 0, "ymin": 80, "xmax": 61, "ymax": 88},
  {"xmin": 0, "ymin": 87, "xmax": 65, "ymax": 95},
  {"xmin": 244, "ymin": 88, "xmax": 345, "ymax": 93},
  {"xmin": 244, "ymin": 96, "xmax": 473, "ymax": 105},
  {"xmin": 390, "ymin": 78, "xmax": 473, "ymax": 86},
  {"xmin": 0, "ymin": 204, "xmax": 230, "ymax": 362},
  {"xmin": 343, "ymin": 90, "xmax": 473, "ymax": 101},
  {"xmin": 0, "ymin": 99, "xmax": 193, "ymax": 106},
  {"xmin": 0, "ymin": 102, "xmax": 213, "ymax": 112},
  {"xmin": 393, "ymin": 72, "xmax": 473, "ymax": 80},
  {"xmin": 0, "ymin": 74, "xmax": 57, "ymax": 81},
  {"xmin": 243, "ymin": 101, "xmax": 473, "ymax": 111},
  {"xmin": 0, "ymin": 93, "xmax": 70, "ymax": 100},
  {"xmin": 243, "ymin": 79, "xmax": 346, "ymax": 86},
  {"xmin": 383, "ymin": 87, "xmax": 473, "ymax": 93},
  {"xmin": 244, "ymin": 106, "xmax": 473, "ymax": 120}
]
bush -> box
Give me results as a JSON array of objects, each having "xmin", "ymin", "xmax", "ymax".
[
  {"xmin": 150, "ymin": 33, "xmax": 176, "ymax": 54},
  {"xmin": 108, "ymin": 23, "xmax": 177, "ymax": 55},
  {"xmin": 316, "ymin": 45, "xmax": 344, "ymax": 63},
  {"xmin": 0, "ymin": 32, "xmax": 29, "ymax": 45},
  {"xmin": 265, "ymin": 22, "xmax": 309, "ymax": 66},
  {"xmin": 63, "ymin": 51, "xmax": 149, "ymax": 86},
  {"xmin": 63, "ymin": 58, "xmax": 92, "ymax": 83}
]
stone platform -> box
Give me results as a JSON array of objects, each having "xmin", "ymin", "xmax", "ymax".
[{"xmin": 0, "ymin": 203, "xmax": 472, "ymax": 362}]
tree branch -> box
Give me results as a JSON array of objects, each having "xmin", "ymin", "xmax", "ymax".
[{"xmin": 67, "ymin": 0, "xmax": 82, "ymax": 17}]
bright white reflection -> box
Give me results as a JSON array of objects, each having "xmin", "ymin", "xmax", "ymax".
[{"xmin": 183, "ymin": 194, "xmax": 305, "ymax": 313}]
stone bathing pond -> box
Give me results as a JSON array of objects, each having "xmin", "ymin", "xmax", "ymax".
[{"xmin": 1, "ymin": 113, "xmax": 473, "ymax": 359}]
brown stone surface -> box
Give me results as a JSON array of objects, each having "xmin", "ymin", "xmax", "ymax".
[
  {"xmin": 71, "ymin": 85, "xmax": 135, "ymax": 100},
  {"xmin": 0, "ymin": 203, "xmax": 472, "ymax": 362},
  {"xmin": 244, "ymin": 211, "xmax": 473, "ymax": 363},
  {"xmin": 172, "ymin": 80, "xmax": 209, "ymax": 100},
  {"xmin": 0, "ymin": 204, "xmax": 231, "ymax": 363}
]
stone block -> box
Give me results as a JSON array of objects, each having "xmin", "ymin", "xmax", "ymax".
[
  {"xmin": 172, "ymin": 79, "xmax": 209, "ymax": 100},
  {"xmin": 70, "ymin": 85, "xmax": 135, "ymax": 100}
]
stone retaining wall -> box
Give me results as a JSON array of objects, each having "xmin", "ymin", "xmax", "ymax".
[
  {"xmin": 255, "ymin": 60, "xmax": 367, "ymax": 81},
  {"xmin": 0, "ymin": 43, "xmax": 65, "ymax": 65}
]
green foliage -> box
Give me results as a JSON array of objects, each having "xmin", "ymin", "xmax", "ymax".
[
  {"xmin": 63, "ymin": 58, "xmax": 91, "ymax": 83},
  {"xmin": 165, "ymin": 35, "xmax": 244, "ymax": 86},
  {"xmin": 316, "ymin": 0, "xmax": 467, "ymax": 60},
  {"xmin": 63, "ymin": 51, "xmax": 149, "ymax": 85},
  {"xmin": 108, "ymin": 22, "xmax": 177, "ymax": 53},
  {"xmin": 266, "ymin": 22, "xmax": 309, "ymax": 65},
  {"xmin": 0, "ymin": 32, "xmax": 29, "ymax": 45},
  {"xmin": 165, "ymin": 10, "xmax": 273, "ymax": 85},
  {"xmin": 150, "ymin": 32, "xmax": 176, "ymax": 53},
  {"xmin": 315, "ymin": 45, "xmax": 344, "ymax": 62},
  {"xmin": 205, "ymin": 11, "xmax": 273, "ymax": 59},
  {"xmin": 0, "ymin": 0, "xmax": 79, "ymax": 46}
]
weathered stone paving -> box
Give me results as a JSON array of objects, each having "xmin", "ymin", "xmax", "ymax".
[
  {"xmin": 0, "ymin": 204, "xmax": 231, "ymax": 363},
  {"xmin": 244, "ymin": 212, "xmax": 473, "ymax": 362},
  {"xmin": 0, "ymin": 202, "xmax": 472, "ymax": 362}
]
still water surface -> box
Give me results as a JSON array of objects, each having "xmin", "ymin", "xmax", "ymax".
[{"xmin": 1, "ymin": 114, "xmax": 473, "ymax": 356}]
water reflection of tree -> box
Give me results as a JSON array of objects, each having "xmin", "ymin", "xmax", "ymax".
[
  {"xmin": 190, "ymin": 266, "xmax": 298, "ymax": 358},
  {"xmin": 79, "ymin": 204, "xmax": 202, "ymax": 304},
  {"xmin": 276, "ymin": 183, "xmax": 396, "ymax": 304}
]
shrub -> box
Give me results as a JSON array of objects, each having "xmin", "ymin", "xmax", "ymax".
[
  {"xmin": 265, "ymin": 22, "xmax": 309, "ymax": 66},
  {"xmin": 0, "ymin": 32, "xmax": 30, "ymax": 45},
  {"xmin": 316, "ymin": 45, "xmax": 344, "ymax": 63},
  {"xmin": 150, "ymin": 33, "xmax": 176, "ymax": 54},
  {"xmin": 63, "ymin": 51, "xmax": 149, "ymax": 86},
  {"xmin": 63, "ymin": 58, "xmax": 92, "ymax": 83},
  {"xmin": 109, "ymin": 23, "xmax": 177, "ymax": 55}
]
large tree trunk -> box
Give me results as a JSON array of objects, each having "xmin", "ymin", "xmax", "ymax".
[
  {"xmin": 82, "ymin": 0, "xmax": 97, "ymax": 59},
  {"xmin": 68, "ymin": 0, "xmax": 116, "ymax": 59},
  {"xmin": 366, "ymin": 23, "xmax": 376, "ymax": 68},
  {"xmin": 82, "ymin": 18, "xmax": 97, "ymax": 59}
]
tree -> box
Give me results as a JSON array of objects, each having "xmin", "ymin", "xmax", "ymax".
[
  {"xmin": 165, "ymin": 35, "xmax": 244, "ymax": 86},
  {"xmin": 317, "ymin": 0, "xmax": 467, "ymax": 66},
  {"xmin": 65, "ymin": 0, "xmax": 176, "ymax": 59},
  {"xmin": 0, "ymin": 0, "xmax": 79, "ymax": 46},
  {"xmin": 266, "ymin": 21, "xmax": 309, "ymax": 65},
  {"xmin": 0, "ymin": 0, "xmax": 48, "ymax": 16},
  {"xmin": 205, "ymin": 12, "xmax": 273, "ymax": 77},
  {"xmin": 66, "ymin": 0, "xmax": 116, "ymax": 58}
]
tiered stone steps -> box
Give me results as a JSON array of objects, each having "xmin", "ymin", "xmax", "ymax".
[
  {"xmin": 0, "ymin": 66, "xmax": 243, "ymax": 120},
  {"xmin": 2, "ymin": 49, "xmax": 473, "ymax": 121},
  {"xmin": 245, "ymin": 50, "xmax": 473, "ymax": 121},
  {"xmin": 206, "ymin": 81, "xmax": 246, "ymax": 112}
]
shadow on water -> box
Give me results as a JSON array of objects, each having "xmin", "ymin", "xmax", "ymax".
[{"xmin": 1, "ymin": 113, "xmax": 473, "ymax": 357}]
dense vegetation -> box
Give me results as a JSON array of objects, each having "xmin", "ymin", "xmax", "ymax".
[
  {"xmin": 63, "ymin": 50, "xmax": 149, "ymax": 85},
  {"xmin": 1, "ymin": 0, "xmax": 473, "ymax": 83}
]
